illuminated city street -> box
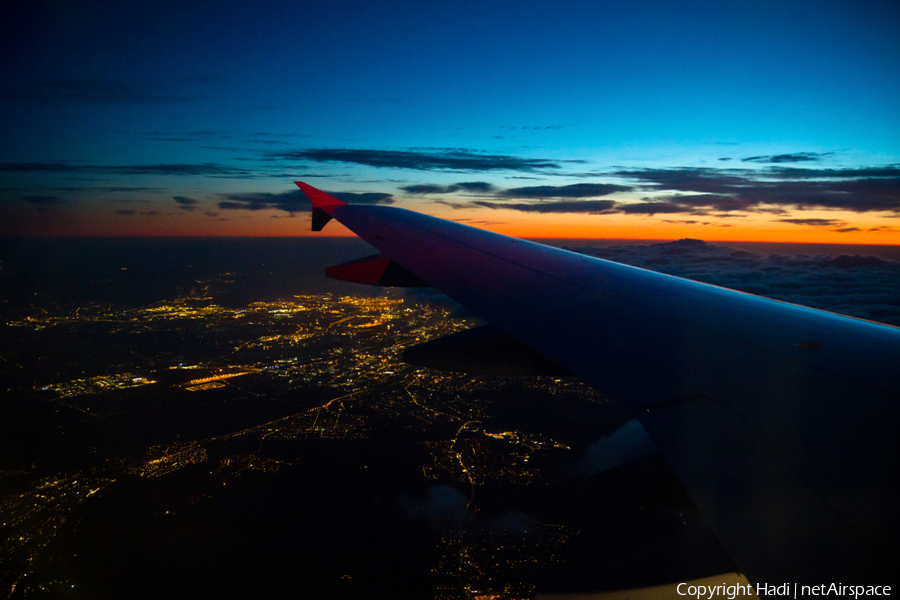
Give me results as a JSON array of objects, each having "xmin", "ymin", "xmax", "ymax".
[{"xmin": 0, "ymin": 278, "xmax": 649, "ymax": 599}]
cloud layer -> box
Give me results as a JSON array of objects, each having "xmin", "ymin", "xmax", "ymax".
[
  {"xmin": 173, "ymin": 196, "xmax": 198, "ymax": 211},
  {"xmin": 567, "ymin": 239, "xmax": 900, "ymax": 326},
  {"xmin": 473, "ymin": 200, "xmax": 616, "ymax": 214},
  {"xmin": 741, "ymin": 152, "xmax": 834, "ymax": 164},
  {"xmin": 611, "ymin": 166, "xmax": 900, "ymax": 214},
  {"xmin": 217, "ymin": 189, "xmax": 393, "ymax": 213},
  {"xmin": 0, "ymin": 161, "xmax": 253, "ymax": 177},
  {"xmin": 401, "ymin": 182, "xmax": 497, "ymax": 194},
  {"xmin": 411, "ymin": 163, "xmax": 900, "ymax": 222},
  {"xmin": 274, "ymin": 148, "xmax": 572, "ymax": 172}
]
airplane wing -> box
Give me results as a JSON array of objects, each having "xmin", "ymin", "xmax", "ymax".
[{"xmin": 296, "ymin": 181, "xmax": 899, "ymax": 585}]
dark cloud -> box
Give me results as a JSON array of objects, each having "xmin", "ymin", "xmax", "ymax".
[
  {"xmin": 114, "ymin": 209, "xmax": 159, "ymax": 216},
  {"xmin": 21, "ymin": 195, "xmax": 60, "ymax": 205},
  {"xmin": 742, "ymin": 152, "xmax": 834, "ymax": 164},
  {"xmin": 455, "ymin": 218, "xmax": 506, "ymax": 225},
  {"xmin": 457, "ymin": 181, "xmax": 497, "ymax": 193},
  {"xmin": 0, "ymin": 161, "xmax": 253, "ymax": 177},
  {"xmin": 432, "ymin": 200, "xmax": 468, "ymax": 209},
  {"xmin": 109, "ymin": 163, "xmax": 252, "ymax": 176},
  {"xmin": 617, "ymin": 201, "xmax": 693, "ymax": 215},
  {"xmin": 611, "ymin": 168, "xmax": 757, "ymax": 212},
  {"xmin": 218, "ymin": 189, "xmax": 393, "ymax": 213},
  {"xmin": 330, "ymin": 191, "xmax": 394, "ymax": 204},
  {"xmin": 0, "ymin": 79, "xmax": 209, "ymax": 104},
  {"xmin": 401, "ymin": 184, "xmax": 460, "ymax": 195},
  {"xmin": 273, "ymin": 148, "xmax": 570, "ymax": 172},
  {"xmin": 0, "ymin": 162, "xmax": 76, "ymax": 173},
  {"xmin": 497, "ymin": 183, "xmax": 631, "ymax": 199},
  {"xmin": 173, "ymin": 196, "xmax": 198, "ymax": 211},
  {"xmin": 217, "ymin": 190, "xmax": 306, "ymax": 212},
  {"xmin": 46, "ymin": 186, "xmax": 161, "ymax": 193},
  {"xmin": 463, "ymin": 191, "xmax": 742, "ymax": 216},
  {"xmin": 420, "ymin": 162, "xmax": 899, "ymax": 217},
  {"xmin": 401, "ymin": 181, "xmax": 497, "ymax": 195},
  {"xmin": 646, "ymin": 193, "xmax": 756, "ymax": 213},
  {"xmin": 446, "ymin": 182, "xmax": 631, "ymax": 213},
  {"xmin": 567, "ymin": 240, "xmax": 900, "ymax": 326},
  {"xmin": 766, "ymin": 180, "xmax": 900, "ymax": 212},
  {"xmin": 768, "ymin": 166, "xmax": 900, "ymax": 179},
  {"xmin": 661, "ymin": 219, "xmax": 735, "ymax": 228},
  {"xmin": 472, "ymin": 200, "xmax": 616, "ymax": 214},
  {"xmin": 612, "ymin": 166, "xmax": 900, "ymax": 213},
  {"xmin": 777, "ymin": 218, "xmax": 845, "ymax": 227}
]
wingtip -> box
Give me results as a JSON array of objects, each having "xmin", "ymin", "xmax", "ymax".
[
  {"xmin": 294, "ymin": 181, "xmax": 347, "ymax": 215},
  {"xmin": 295, "ymin": 181, "xmax": 346, "ymax": 231}
]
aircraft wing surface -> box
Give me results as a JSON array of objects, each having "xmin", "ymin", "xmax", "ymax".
[{"xmin": 297, "ymin": 182, "xmax": 899, "ymax": 585}]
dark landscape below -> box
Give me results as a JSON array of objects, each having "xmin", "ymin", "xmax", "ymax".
[{"xmin": 1, "ymin": 237, "xmax": 898, "ymax": 599}]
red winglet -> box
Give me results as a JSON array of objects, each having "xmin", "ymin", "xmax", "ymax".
[
  {"xmin": 295, "ymin": 181, "xmax": 347, "ymax": 231},
  {"xmin": 294, "ymin": 181, "xmax": 346, "ymax": 217},
  {"xmin": 325, "ymin": 254, "xmax": 431, "ymax": 287},
  {"xmin": 326, "ymin": 255, "xmax": 392, "ymax": 286}
]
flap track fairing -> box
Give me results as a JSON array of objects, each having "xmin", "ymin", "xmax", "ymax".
[{"xmin": 403, "ymin": 324, "xmax": 571, "ymax": 377}]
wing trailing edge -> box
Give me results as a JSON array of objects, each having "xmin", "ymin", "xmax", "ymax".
[{"xmin": 403, "ymin": 324, "xmax": 571, "ymax": 376}]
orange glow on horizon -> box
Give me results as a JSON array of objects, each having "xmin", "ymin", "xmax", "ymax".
[
  {"xmin": 479, "ymin": 219, "xmax": 900, "ymax": 245},
  {"xmin": 5, "ymin": 202, "xmax": 899, "ymax": 246},
  {"xmin": 415, "ymin": 204, "xmax": 900, "ymax": 246}
]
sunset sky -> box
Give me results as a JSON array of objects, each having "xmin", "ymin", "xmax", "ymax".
[{"xmin": 2, "ymin": 0, "xmax": 899, "ymax": 243}]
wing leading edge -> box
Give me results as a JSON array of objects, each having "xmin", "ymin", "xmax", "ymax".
[{"xmin": 295, "ymin": 182, "xmax": 900, "ymax": 585}]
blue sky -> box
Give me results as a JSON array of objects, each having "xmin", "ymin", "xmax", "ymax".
[{"xmin": 2, "ymin": 0, "xmax": 899, "ymax": 240}]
